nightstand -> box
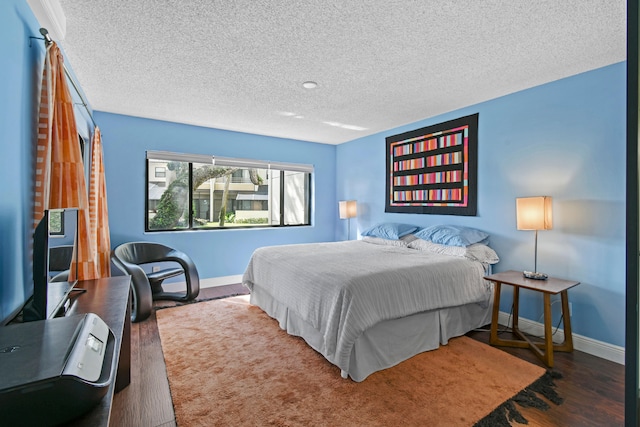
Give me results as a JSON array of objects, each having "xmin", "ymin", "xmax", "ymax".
[{"xmin": 485, "ymin": 270, "xmax": 580, "ymax": 368}]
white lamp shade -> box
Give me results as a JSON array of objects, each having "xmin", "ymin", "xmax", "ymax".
[
  {"xmin": 339, "ymin": 200, "xmax": 357, "ymax": 219},
  {"xmin": 516, "ymin": 196, "xmax": 553, "ymax": 230}
]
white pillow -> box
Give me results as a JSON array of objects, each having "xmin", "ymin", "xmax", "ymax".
[
  {"xmin": 362, "ymin": 236, "xmax": 408, "ymax": 247},
  {"xmin": 400, "ymin": 233, "xmax": 418, "ymax": 244},
  {"xmin": 465, "ymin": 243, "xmax": 500, "ymax": 264},
  {"xmin": 407, "ymin": 239, "xmax": 500, "ymax": 264},
  {"xmin": 407, "ymin": 239, "xmax": 466, "ymax": 257}
]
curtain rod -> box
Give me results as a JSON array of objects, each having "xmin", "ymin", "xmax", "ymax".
[{"xmin": 40, "ymin": 28, "xmax": 98, "ymax": 129}]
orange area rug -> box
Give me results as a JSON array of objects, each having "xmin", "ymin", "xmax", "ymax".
[{"xmin": 156, "ymin": 296, "xmax": 558, "ymax": 426}]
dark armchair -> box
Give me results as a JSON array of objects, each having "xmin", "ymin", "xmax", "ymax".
[{"xmin": 111, "ymin": 242, "xmax": 200, "ymax": 322}]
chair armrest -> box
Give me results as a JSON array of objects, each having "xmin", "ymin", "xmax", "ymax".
[
  {"xmin": 163, "ymin": 250, "xmax": 200, "ymax": 300},
  {"xmin": 146, "ymin": 268, "xmax": 184, "ymax": 283},
  {"xmin": 111, "ymin": 257, "xmax": 153, "ymax": 322}
]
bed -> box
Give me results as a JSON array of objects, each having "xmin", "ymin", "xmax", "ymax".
[{"xmin": 242, "ymin": 224, "xmax": 499, "ymax": 382}]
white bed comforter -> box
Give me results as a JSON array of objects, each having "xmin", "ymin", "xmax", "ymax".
[{"xmin": 242, "ymin": 240, "xmax": 492, "ymax": 373}]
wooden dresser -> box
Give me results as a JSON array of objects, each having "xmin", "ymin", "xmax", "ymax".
[{"xmin": 64, "ymin": 276, "xmax": 131, "ymax": 426}]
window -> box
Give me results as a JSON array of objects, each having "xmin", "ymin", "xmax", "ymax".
[
  {"xmin": 155, "ymin": 167, "xmax": 166, "ymax": 178},
  {"xmin": 145, "ymin": 151, "xmax": 312, "ymax": 231},
  {"xmin": 48, "ymin": 209, "xmax": 64, "ymax": 236}
]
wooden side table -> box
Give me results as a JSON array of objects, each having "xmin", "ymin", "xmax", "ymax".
[{"xmin": 485, "ymin": 270, "xmax": 580, "ymax": 368}]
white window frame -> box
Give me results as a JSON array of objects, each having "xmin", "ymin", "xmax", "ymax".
[{"xmin": 145, "ymin": 151, "xmax": 313, "ymax": 231}]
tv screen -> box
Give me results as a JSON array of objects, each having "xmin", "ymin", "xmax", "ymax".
[{"xmin": 23, "ymin": 209, "xmax": 79, "ymax": 322}]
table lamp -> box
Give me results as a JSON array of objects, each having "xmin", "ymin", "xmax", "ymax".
[
  {"xmin": 516, "ymin": 196, "xmax": 552, "ymax": 280},
  {"xmin": 339, "ymin": 200, "xmax": 357, "ymax": 240}
]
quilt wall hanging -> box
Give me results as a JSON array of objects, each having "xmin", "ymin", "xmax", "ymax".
[{"xmin": 386, "ymin": 113, "xmax": 478, "ymax": 216}]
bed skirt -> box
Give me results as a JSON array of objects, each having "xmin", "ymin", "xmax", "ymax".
[{"xmin": 249, "ymin": 285, "xmax": 493, "ymax": 382}]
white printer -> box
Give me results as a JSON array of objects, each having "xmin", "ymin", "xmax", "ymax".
[{"xmin": 0, "ymin": 313, "xmax": 116, "ymax": 426}]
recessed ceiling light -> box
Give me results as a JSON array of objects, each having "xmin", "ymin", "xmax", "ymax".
[
  {"xmin": 321, "ymin": 121, "xmax": 367, "ymax": 131},
  {"xmin": 302, "ymin": 81, "xmax": 318, "ymax": 89},
  {"xmin": 341, "ymin": 124, "xmax": 368, "ymax": 131}
]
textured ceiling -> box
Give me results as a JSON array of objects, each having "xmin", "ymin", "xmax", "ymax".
[{"xmin": 56, "ymin": 0, "xmax": 626, "ymax": 145}]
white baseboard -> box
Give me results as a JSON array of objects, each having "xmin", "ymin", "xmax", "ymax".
[
  {"xmin": 161, "ymin": 275, "xmax": 243, "ymax": 292},
  {"xmin": 498, "ymin": 311, "xmax": 625, "ymax": 365}
]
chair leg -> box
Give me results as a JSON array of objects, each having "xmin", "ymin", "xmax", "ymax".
[
  {"xmin": 150, "ymin": 281, "xmax": 164, "ymax": 295},
  {"xmin": 130, "ymin": 281, "xmax": 153, "ymax": 323},
  {"xmin": 128, "ymin": 270, "xmax": 153, "ymax": 323}
]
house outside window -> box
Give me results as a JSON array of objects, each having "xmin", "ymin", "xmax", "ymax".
[
  {"xmin": 155, "ymin": 166, "xmax": 166, "ymax": 178},
  {"xmin": 145, "ymin": 151, "xmax": 312, "ymax": 231}
]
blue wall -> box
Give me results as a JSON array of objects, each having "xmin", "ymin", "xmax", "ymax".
[
  {"xmin": 0, "ymin": 0, "xmax": 46, "ymax": 324},
  {"xmin": 0, "ymin": 0, "xmax": 626, "ymax": 349},
  {"xmin": 95, "ymin": 112, "xmax": 337, "ymax": 280},
  {"xmin": 336, "ymin": 62, "xmax": 626, "ymax": 347}
]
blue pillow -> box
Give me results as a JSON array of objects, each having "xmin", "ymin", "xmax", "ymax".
[
  {"xmin": 413, "ymin": 225, "xmax": 489, "ymax": 247},
  {"xmin": 361, "ymin": 223, "xmax": 418, "ymax": 240}
]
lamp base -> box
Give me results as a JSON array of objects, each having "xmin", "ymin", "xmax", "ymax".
[
  {"xmin": 522, "ymin": 271, "xmax": 549, "ymax": 280},
  {"xmin": 523, "ymin": 271, "xmax": 548, "ymax": 280}
]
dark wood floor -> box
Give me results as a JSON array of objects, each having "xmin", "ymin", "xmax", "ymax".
[{"xmin": 110, "ymin": 285, "xmax": 625, "ymax": 427}]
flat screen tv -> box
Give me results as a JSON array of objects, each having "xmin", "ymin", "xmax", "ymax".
[{"xmin": 23, "ymin": 208, "xmax": 79, "ymax": 322}]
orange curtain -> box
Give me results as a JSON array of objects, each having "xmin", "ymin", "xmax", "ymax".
[
  {"xmin": 34, "ymin": 41, "xmax": 103, "ymax": 281},
  {"xmin": 88, "ymin": 127, "xmax": 111, "ymax": 277}
]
